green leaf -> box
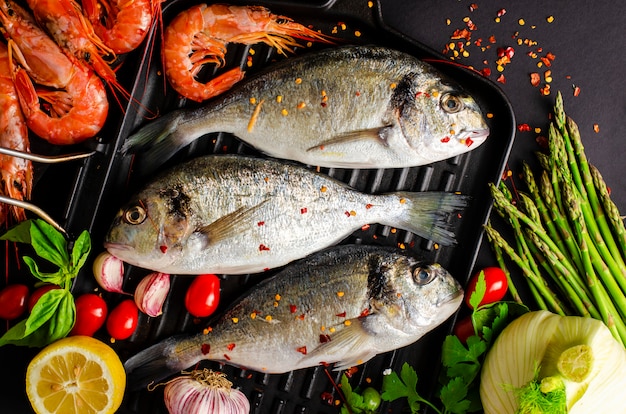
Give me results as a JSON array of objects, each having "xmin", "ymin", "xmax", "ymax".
[
  {"xmin": 70, "ymin": 230, "xmax": 91, "ymax": 272},
  {"xmin": 0, "ymin": 220, "xmax": 32, "ymax": 243},
  {"xmin": 468, "ymin": 271, "xmax": 486, "ymax": 309},
  {"xmin": 0, "ymin": 289, "xmax": 74, "ymax": 348},
  {"xmin": 23, "ymin": 256, "xmax": 65, "ymax": 285},
  {"xmin": 30, "ymin": 219, "xmax": 69, "ymax": 269},
  {"xmin": 440, "ymin": 377, "xmax": 472, "ymax": 414},
  {"xmin": 442, "ymin": 335, "xmax": 486, "ymax": 367},
  {"xmin": 340, "ymin": 374, "xmax": 367, "ymax": 414},
  {"xmin": 381, "ymin": 370, "xmax": 409, "ymax": 402}
]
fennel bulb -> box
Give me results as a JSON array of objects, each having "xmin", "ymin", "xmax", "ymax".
[{"xmin": 480, "ymin": 310, "xmax": 626, "ymax": 413}]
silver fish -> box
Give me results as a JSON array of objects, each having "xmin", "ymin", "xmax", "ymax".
[
  {"xmin": 104, "ymin": 155, "xmax": 468, "ymax": 275},
  {"xmin": 122, "ymin": 45, "xmax": 489, "ymax": 170},
  {"xmin": 124, "ymin": 244, "xmax": 463, "ymax": 387}
]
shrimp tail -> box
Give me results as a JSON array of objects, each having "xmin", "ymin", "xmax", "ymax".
[{"xmin": 121, "ymin": 109, "xmax": 189, "ymax": 166}]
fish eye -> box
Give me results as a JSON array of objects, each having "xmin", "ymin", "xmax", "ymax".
[
  {"xmin": 440, "ymin": 93, "xmax": 464, "ymax": 114},
  {"xmin": 124, "ymin": 205, "xmax": 147, "ymax": 225},
  {"xmin": 413, "ymin": 266, "xmax": 437, "ymax": 286}
]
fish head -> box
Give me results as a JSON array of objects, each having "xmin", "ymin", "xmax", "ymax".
[
  {"xmin": 375, "ymin": 258, "xmax": 463, "ymax": 335},
  {"xmin": 395, "ymin": 70, "xmax": 490, "ymax": 163},
  {"xmin": 104, "ymin": 193, "xmax": 191, "ymax": 272}
]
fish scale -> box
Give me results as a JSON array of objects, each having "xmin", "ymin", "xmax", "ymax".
[{"xmin": 104, "ymin": 154, "xmax": 469, "ymax": 275}]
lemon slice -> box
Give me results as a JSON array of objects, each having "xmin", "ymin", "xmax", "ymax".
[{"xmin": 26, "ymin": 336, "xmax": 126, "ymax": 414}]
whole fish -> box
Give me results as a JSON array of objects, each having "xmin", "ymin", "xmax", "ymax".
[
  {"xmin": 104, "ymin": 154, "xmax": 468, "ymax": 275},
  {"xmin": 124, "ymin": 244, "xmax": 463, "ymax": 388},
  {"xmin": 122, "ymin": 45, "xmax": 489, "ymax": 170}
]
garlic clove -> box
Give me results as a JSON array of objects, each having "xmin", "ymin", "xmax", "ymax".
[
  {"xmin": 134, "ymin": 272, "xmax": 170, "ymax": 317},
  {"xmin": 93, "ymin": 251, "xmax": 126, "ymax": 294}
]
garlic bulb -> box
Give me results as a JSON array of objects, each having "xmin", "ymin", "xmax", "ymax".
[
  {"xmin": 164, "ymin": 369, "xmax": 250, "ymax": 414},
  {"xmin": 134, "ymin": 272, "xmax": 170, "ymax": 317},
  {"xmin": 480, "ymin": 310, "xmax": 626, "ymax": 414},
  {"xmin": 92, "ymin": 251, "xmax": 126, "ymax": 293}
]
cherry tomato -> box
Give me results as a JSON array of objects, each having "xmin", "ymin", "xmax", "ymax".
[
  {"xmin": 453, "ymin": 314, "xmax": 476, "ymax": 344},
  {"xmin": 28, "ymin": 284, "xmax": 61, "ymax": 312},
  {"xmin": 69, "ymin": 294, "xmax": 108, "ymax": 337},
  {"xmin": 106, "ymin": 299, "xmax": 139, "ymax": 340},
  {"xmin": 185, "ymin": 274, "xmax": 220, "ymax": 318},
  {"xmin": 465, "ymin": 267, "xmax": 508, "ymax": 309},
  {"xmin": 0, "ymin": 284, "xmax": 29, "ymax": 320}
]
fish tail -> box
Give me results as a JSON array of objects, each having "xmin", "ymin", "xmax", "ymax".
[
  {"xmin": 386, "ymin": 191, "xmax": 470, "ymax": 246},
  {"xmin": 120, "ymin": 110, "xmax": 189, "ymax": 168},
  {"xmin": 124, "ymin": 335, "xmax": 201, "ymax": 390}
]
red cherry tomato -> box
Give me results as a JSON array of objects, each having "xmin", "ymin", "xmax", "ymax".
[
  {"xmin": 69, "ymin": 294, "xmax": 108, "ymax": 337},
  {"xmin": 0, "ymin": 284, "xmax": 30, "ymax": 320},
  {"xmin": 185, "ymin": 274, "xmax": 220, "ymax": 318},
  {"xmin": 106, "ymin": 299, "xmax": 139, "ymax": 340},
  {"xmin": 28, "ymin": 284, "xmax": 61, "ymax": 312},
  {"xmin": 465, "ymin": 267, "xmax": 508, "ymax": 309},
  {"xmin": 453, "ymin": 314, "xmax": 476, "ymax": 344}
]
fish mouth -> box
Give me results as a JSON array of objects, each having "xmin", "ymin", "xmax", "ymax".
[
  {"xmin": 103, "ymin": 241, "xmax": 131, "ymax": 253},
  {"xmin": 438, "ymin": 288, "xmax": 464, "ymax": 307},
  {"xmin": 461, "ymin": 128, "xmax": 490, "ymax": 147}
]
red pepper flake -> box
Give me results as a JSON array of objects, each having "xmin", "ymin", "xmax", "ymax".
[
  {"xmin": 540, "ymin": 84, "xmax": 551, "ymax": 96},
  {"xmin": 593, "ymin": 124, "xmax": 600, "ymax": 133},
  {"xmin": 365, "ymin": 203, "xmax": 373, "ymax": 209},
  {"xmin": 289, "ymin": 304, "xmax": 297, "ymax": 313},
  {"xmin": 469, "ymin": 3, "xmax": 478, "ymax": 12},
  {"xmin": 361, "ymin": 224, "xmax": 370, "ymax": 231},
  {"xmin": 441, "ymin": 136, "xmax": 451, "ymax": 143},
  {"xmin": 223, "ymin": 354, "xmax": 231, "ymax": 361},
  {"xmin": 451, "ymin": 28, "xmax": 471, "ymax": 41},
  {"xmin": 159, "ymin": 245, "xmax": 167, "ymax": 253},
  {"xmin": 259, "ymin": 244, "xmax": 270, "ymax": 251},
  {"xmin": 488, "ymin": 35, "xmax": 497, "ymax": 43},
  {"xmin": 480, "ymin": 67, "xmax": 491, "ymax": 77},
  {"xmin": 227, "ymin": 343, "xmax": 236, "ymax": 351},
  {"xmin": 573, "ymin": 86, "xmax": 581, "ymax": 97},
  {"xmin": 336, "ymin": 311, "xmax": 347, "ymax": 318},
  {"xmin": 345, "ymin": 366, "xmax": 359, "ymax": 378},
  {"xmin": 359, "ymin": 308, "xmax": 370, "ymax": 318},
  {"xmin": 517, "ymin": 123, "xmax": 532, "ymax": 132},
  {"xmin": 530, "ymin": 72, "xmax": 541, "ymax": 87},
  {"xmin": 497, "ymin": 8, "xmax": 507, "ymax": 17},
  {"xmin": 319, "ymin": 334, "xmax": 332, "ymax": 343},
  {"xmin": 201, "ymin": 343, "xmax": 211, "ymax": 355},
  {"xmin": 296, "ymin": 346, "xmax": 307, "ymax": 355},
  {"xmin": 321, "ymin": 392, "xmax": 334, "ymax": 405},
  {"xmin": 496, "ymin": 74, "xmax": 506, "ymax": 84},
  {"xmin": 257, "ymin": 221, "xmax": 265, "ymax": 226},
  {"xmin": 297, "ymin": 314, "xmax": 305, "ymax": 320},
  {"xmin": 464, "ymin": 137, "xmax": 474, "ymax": 147},
  {"xmin": 300, "ymin": 207, "xmax": 308, "ymax": 214},
  {"xmin": 344, "ymin": 211, "xmax": 351, "ymax": 217}
]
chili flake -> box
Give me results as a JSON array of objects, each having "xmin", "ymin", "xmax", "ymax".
[
  {"xmin": 201, "ymin": 344, "xmax": 210, "ymax": 354},
  {"xmin": 247, "ymin": 99, "xmax": 265, "ymax": 132},
  {"xmin": 336, "ymin": 311, "xmax": 347, "ymax": 317},
  {"xmin": 320, "ymin": 185, "xmax": 327, "ymax": 193},
  {"xmin": 289, "ymin": 304, "xmax": 297, "ymax": 313},
  {"xmin": 257, "ymin": 221, "xmax": 265, "ymax": 226},
  {"xmin": 250, "ymin": 312, "xmax": 257, "ymax": 319},
  {"xmin": 573, "ymin": 86, "xmax": 581, "ymax": 97},
  {"xmin": 593, "ymin": 124, "xmax": 600, "ymax": 133},
  {"xmin": 159, "ymin": 245, "xmax": 167, "ymax": 253},
  {"xmin": 265, "ymin": 315, "xmax": 273, "ymax": 322},
  {"xmin": 320, "ymin": 334, "xmax": 331, "ymax": 343},
  {"xmin": 518, "ymin": 18, "xmax": 525, "ymax": 26},
  {"xmin": 259, "ymin": 244, "xmax": 270, "ymax": 251},
  {"xmin": 547, "ymin": 15, "xmax": 555, "ymax": 23},
  {"xmin": 354, "ymin": 30, "xmax": 362, "ymax": 37},
  {"xmin": 359, "ymin": 308, "xmax": 370, "ymax": 318},
  {"xmin": 223, "ymin": 354, "xmax": 231, "ymax": 361},
  {"xmin": 336, "ymin": 291, "xmax": 345, "ymax": 297},
  {"xmin": 297, "ymin": 346, "xmax": 307, "ymax": 355},
  {"xmin": 232, "ymin": 318, "xmax": 239, "ymax": 323},
  {"xmin": 497, "ymin": 8, "xmax": 507, "ymax": 17},
  {"xmin": 295, "ymin": 77, "xmax": 302, "ymax": 84},
  {"xmin": 496, "ymin": 75, "xmax": 505, "ymax": 84},
  {"xmin": 344, "ymin": 320, "xmax": 352, "ymax": 326},
  {"xmin": 227, "ymin": 343, "xmax": 236, "ymax": 351},
  {"xmin": 361, "ymin": 224, "xmax": 370, "ymax": 231},
  {"xmin": 530, "ymin": 72, "xmax": 541, "ymax": 87},
  {"xmin": 367, "ymin": 1, "xmax": 373, "ymax": 8},
  {"xmin": 203, "ymin": 327, "xmax": 212, "ymax": 335},
  {"xmin": 517, "ymin": 123, "xmax": 532, "ymax": 132},
  {"xmin": 297, "ymin": 101, "xmax": 306, "ymax": 109},
  {"xmin": 469, "ymin": 3, "xmax": 478, "ymax": 12},
  {"xmin": 300, "ymin": 207, "xmax": 308, "ymax": 214},
  {"xmin": 281, "ymin": 109, "xmax": 289, "ymax": 116}
]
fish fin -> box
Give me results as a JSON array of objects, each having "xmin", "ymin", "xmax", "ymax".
[
  {"xmin": 124, "ymin": 335, "xmax": 194, "ymax": 391},
  {"xmin": 196, "ymin": 199, "xmax": 269, "ymax": 245},
  {"xmin": 386, "ymin": 191, "xmax": 471, "ymax": 246},
  {"xmin": 306, "ymin": 126, "xmax": 393, "ymax": 152},
  {"xmin": 121, "ymin": 110, "xmax": 188, "ymax": 170},
  {"xmin": 303, "ymin": 319, "xmax": 377, "ymax": 369}
]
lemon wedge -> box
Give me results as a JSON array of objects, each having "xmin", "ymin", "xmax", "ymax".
[{"xmin": 26, "ymin": 335, "xmax": 126, "ymax": 414}]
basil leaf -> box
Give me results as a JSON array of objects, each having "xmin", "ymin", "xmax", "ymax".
[
  {"xmin": 30, "ymin": 219, "xmax": 70, "ymax": 269},
  {"xmin": 71, "ymin": 230, "xmax": 91, "ymax": 272},
  {"xmin": 0, "ymin": 289, "xmax": 75, "ymax": 348},
  {"xmin": 0, "ymin": 220, "xmax": 32, "ymax": 243},
  {"xmin": 23, "ymin": 256, "xmax": 65, "ymax": 286}
]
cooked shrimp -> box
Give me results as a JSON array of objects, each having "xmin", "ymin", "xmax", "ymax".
[
  {"xmin": 0, "ymin": 0, "xmax": 109, "ymax": 144},
  {"xmin": 25, "ymin": 0, "xmax": 122, "ymax": 93},
  {"xmin": 162, "ymin": 4, "xmax": 334, "ymax": 102},
  {"xmin": 82, "ymin": 0, "xmax": 161, "ymax": 54},
  {"xmin": 0, "ymin": 42, "xmax": 33, "ymax": 224}
]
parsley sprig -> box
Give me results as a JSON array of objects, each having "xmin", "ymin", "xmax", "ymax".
[{"xmin": 0, "ymin": 219, "xmax": 91, "ymax": 347}]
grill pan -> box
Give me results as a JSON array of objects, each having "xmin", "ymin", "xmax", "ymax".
[{"xmin": 0, "ymin": 0, "xmax": 515, "ymax": 412}]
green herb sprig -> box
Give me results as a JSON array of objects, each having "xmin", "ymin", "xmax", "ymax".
[{"xmin": 0, "ymin": 219, "xmax": 91, "ymax": 347}]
